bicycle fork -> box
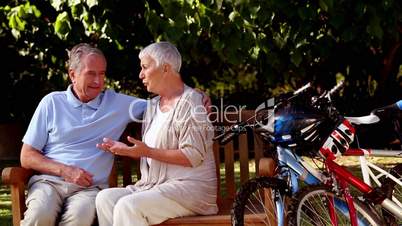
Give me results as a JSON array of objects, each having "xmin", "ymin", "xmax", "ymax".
[{"xmin": 275, "ymin": 147, "xmax": 322, "ymax": 226}]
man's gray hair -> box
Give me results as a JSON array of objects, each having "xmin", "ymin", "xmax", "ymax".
[
  {"xmin": 67, "ymin": 43, "xmax": 106, "ymax": 74},
  {"xmin": 139, "ymin": 41, "xmax": 182, "ymax": 73}
]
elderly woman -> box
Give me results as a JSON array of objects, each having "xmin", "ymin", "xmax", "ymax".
[{"xmin": 95, "ymin": 42, "xmax": 218, "ymax": 226}]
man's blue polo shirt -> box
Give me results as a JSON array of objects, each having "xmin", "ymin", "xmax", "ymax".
[{"xmin": 22, "ymin": 85, "xmax": 146, "ymax": 186}]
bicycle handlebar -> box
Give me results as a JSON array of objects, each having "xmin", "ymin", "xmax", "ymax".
[
  {"xmin": 214, "ymin": 81, "xmax": 345, "ymax": 145},
  {"xmin": 293, "ymin": 82, "xmax": 311, "ymax": 95},
  {"xmin": 396, "ymin": 100, "xmax": 402, "ymax": 110},
  {"xmin": 327, "ymin": 80, "xmax": 344, "ymax": 98},
  {"xmin": 370, "ymin": 101, "xmax": 402, "ymax": 119},
  {"xmin": 214, "ymin": 122, "xmax": 251, "ymax": 145}
]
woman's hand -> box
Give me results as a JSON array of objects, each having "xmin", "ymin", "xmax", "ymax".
[
  {"xmin": 97, "ymin": 136, "xmax": 151, "ymax": 158},
  {"xmin": 97, "ymin": 138, "xmax": 131, "ymax": 157}
]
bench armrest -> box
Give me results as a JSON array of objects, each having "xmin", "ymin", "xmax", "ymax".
[
  {"xmin": 2, "ymin": 167, "xmax": 33, "ymax": 185},
  {"xmin": 2, "ymin": 167, "xmax": 34, "ymax": 226}
]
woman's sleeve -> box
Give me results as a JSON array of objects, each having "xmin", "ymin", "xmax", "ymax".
[{"xmin": 178, "ymin": 93, "xmax": 213, "ymax": 167}]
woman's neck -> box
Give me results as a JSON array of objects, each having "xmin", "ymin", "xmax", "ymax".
[{"xmin": 159, "ymin": 81, "xmax": 184, "ymax": 112}]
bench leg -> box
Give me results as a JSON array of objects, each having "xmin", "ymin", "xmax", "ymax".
[{"xmin": 10, "ymin": 183, "xmax": 26, "ymax": 226}]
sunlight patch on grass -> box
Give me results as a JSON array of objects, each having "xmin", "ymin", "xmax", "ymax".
[{"xmin": 0, "ymin": 184, "xmax": 12, "ymax": 225}]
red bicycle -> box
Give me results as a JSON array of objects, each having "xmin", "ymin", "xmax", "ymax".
[{"xmin": 288, "ymin": 97, "xmax": 402, "ymax": 226}]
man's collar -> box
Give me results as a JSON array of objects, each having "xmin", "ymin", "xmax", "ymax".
[
  {"xmin": 86, "ymin": 94, "xmax": 102, "ymax": 110},
  {"xmin": 66, "ymin": 85, "xmax": 102, "ymax": 110}
]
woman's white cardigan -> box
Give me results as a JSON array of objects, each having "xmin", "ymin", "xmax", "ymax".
[{"xmin": 127, "ymin": 85, "xmax": 218, "ymax": 215}]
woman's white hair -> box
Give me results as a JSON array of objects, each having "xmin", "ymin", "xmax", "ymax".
[{"xmin": 139, "ymin": 41, "xmax": 182, "ymax": 73}]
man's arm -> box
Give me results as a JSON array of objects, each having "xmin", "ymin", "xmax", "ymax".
[
  {"xmin": 195, "ymin": 88, "xmax": 212, "ymax": 114},
  {"xmin": 20, "ymin": 143, "xmax": 94, "ymax": 187}
]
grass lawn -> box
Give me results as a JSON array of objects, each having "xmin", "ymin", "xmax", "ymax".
[
  {"xmin": 0, "ymin": 186, "xmax": 12, "ymax": 226},
  {"xmin": 1, "ymin": 156, "xmax": 401, "ymax": 226},
  {"xmin": 0, "ymin": 160, "xmax": 18, "ymax": 226}
]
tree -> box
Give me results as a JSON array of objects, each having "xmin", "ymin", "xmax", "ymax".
[
  {"xmin": 144, "ymin": 0, "xmax": 401, "ymax": 113},
  {"xmin": 0, "ymin": 0, "xmax": 401, "ymax": 124}
]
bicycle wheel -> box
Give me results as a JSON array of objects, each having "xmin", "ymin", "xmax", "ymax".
[
  {"xmin": 288, "ymin": 185, "xmax": 383, "ymax": 226},
  {"xmin": 231, "ymin": 176, "xmax": 289, "ymax": 226},
  {"xmin": 381, "ymin": 163, "xmax": 402, "ymax": 225}
]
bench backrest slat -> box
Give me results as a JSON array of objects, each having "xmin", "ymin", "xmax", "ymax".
[
  {"xmin": 239, "ymin": 133, "xmax": 249, "ymax": 185},
  {"xmin": 254, "ymin": 134, "xmax": 264, "ymax": 176},
  {"xmin": 223, "ymin": 142, "xmax": 235, "ymax": 199}
]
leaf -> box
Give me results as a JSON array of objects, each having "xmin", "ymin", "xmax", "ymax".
[
  {"xmin": 51, "ymin": 0, "xmax": 65, "ymax": 11},
  {"xmin": 354, "ymin": 2, "xmax": 366, "ymax": 19},
  {"xmin": 290, "ymin": 49, "xmax": 302, "ymax": 67},
  {"xmin": 17, "ymin": 5, "xmax": 26, "ymax": 18},
  {"xmin": 67, "ymin": 0, "xmax": 81, "ymax": 7},
  {"xmin": 85, "ymin": 0, "xmax": 98, "ymax": 9},
  {"xmin": 71, "ymin": 4, "xmax": 83, "ymax": 19},
  {"xmin": 54, "ymin": 12, "xmax": 71, "ymax": 39},
  {"xmin": 114, "ymin": 39, "xmax": 124, "ymax": 51},
  {"xmin": 216, "ymin": 0, "xmax": 223, "ymax": 10},
  {"xmin": 367, "ymin": 16, "xmax": 383, "ymax": 40},
  {"xmin": 8, "ymin": 14, "xmax": 18, "ymax": 29},
  {"xmin": 250, "ymin": 46, "xmax": 260, "ymax": 60},
  {"xmin": 229, "ymin": 11, "xmax": 240, "ymax": 22},
  {"xmin": 9, "ymin": 12, "xmax": 26, "ymax": 31},
  {"xmin": 32, "ymin": 5, "xmax": 42, "ymax": 18},
  {"xmin": 318, "ymin": 0, "xmax": 333, "ymax": 12},
  {"xmin": 11, "ymin": 28, "xmax": 21, "ymax": 39},
  {"xmin": 14, "ymin": 14, "xmax": 26, "ymax": 31}
]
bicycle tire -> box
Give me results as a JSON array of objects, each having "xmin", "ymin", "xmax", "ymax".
[
  {"xmin": 288, "ymin": 185, "xmax": 383, "ymax": 226},
  {"xmin": 231, "ymin": 176, "xmax": 288, "ymax": 226},
  {"xmin": 381, "ymin": 163, "xmax": 402, "ymax": 225}
]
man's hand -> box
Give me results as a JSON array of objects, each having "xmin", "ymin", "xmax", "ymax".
[
  {"xmin": 20, "ymin": 144, "xmax": 94, "ymax": 187},
  {"xmin": 61, "ymin": 165, "xmax": 93, "ymax": 187},
  {"xmin": 195, "ymin": 88, "xmax": 212, "ymax": 114}
]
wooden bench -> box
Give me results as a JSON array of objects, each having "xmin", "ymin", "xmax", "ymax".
[{"xmin": 2, "ymin": 110, "xmax": 275, "ymax": 226}]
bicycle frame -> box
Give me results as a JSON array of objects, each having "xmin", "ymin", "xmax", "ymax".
[
  {"xmin": 271, "ymin": 146, "xmax": 323, "ymax": 226},
  {"xmin": 342, "ymin": 148, "xmax": 402, "ymax": 219},
  {"xmin": 343, "ymin": 148, "xmax": 402, "ymax": 190},
  {"xmin": 319, "ymin": 152, "xmax": 402, "ymax": 226},
  {"xmin": 253, "ymin": 123, "xmax": 401, "ymax": 226},
  {"xmin": 271, "ymin": 147, "xmax": 387, "ymax": 226}
]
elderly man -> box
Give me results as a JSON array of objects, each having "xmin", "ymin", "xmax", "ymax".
[{"xmin": 20, "ymin": 43, "xmax": 146, "ymax": 226}]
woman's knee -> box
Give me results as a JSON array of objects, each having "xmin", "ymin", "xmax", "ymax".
[
  {"xmin": 96, "ymin": 188, "xmax": 130, "ymax": 208},
  {"xmin": 95, "ymin": 189, "xmax": 109, "ymax": 208},
  {"xmin": 114, "ymin": 195, "xmax": 144, "ymax": 215}
]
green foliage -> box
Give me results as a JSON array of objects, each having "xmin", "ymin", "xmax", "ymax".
[
  {"xmin": 0, "ymin": 0, "xmax": 401, "ymax": 124},
  {"xmin": 142, "ymin": 0, "xmax": 401, "ymax": 111},
  {"xmin": 54, "ymin": 11, "xmax": 70, "ymax": 39}
]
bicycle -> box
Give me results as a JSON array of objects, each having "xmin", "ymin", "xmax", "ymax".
[
  {"xmin": 287, "ymin": 98, "xmax": 402, "ymax": 226},
  {"xmin": 216, "ymin": 82, "xmax": 382, "ymax": 226}
]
